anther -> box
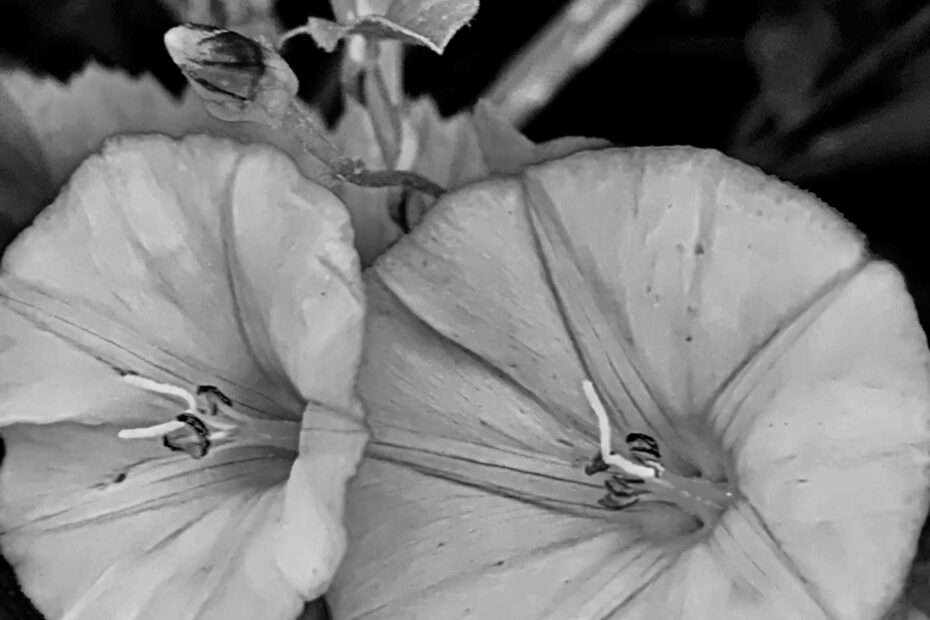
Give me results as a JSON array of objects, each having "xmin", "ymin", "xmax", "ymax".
[
  {"xmin": 598, "ymin": 494, "xmax": 639, "ymax": 511},
  {"xmin": 604, "ymin": 476, "xmax": 642, "ymax": 498},
  {"xmin": 196, "ymin": 385, "xmax": 232, "ymax": 416},
  {"xmin": 626, "ymin": 433, "xmax": 661, "ymax": 459},
  {"xmin": 162, "ymin": 414, "xmax": 211, "ymax": 459},
  {"xmin": 584, "ymin": 453, "xmax": 609, "ymax": 476}
]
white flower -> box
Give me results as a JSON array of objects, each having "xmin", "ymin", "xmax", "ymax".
[
  {"xmin": 330, "ymin": 146, "xmax": 930, "ymax": 619},
  {"xmin": 0, "ymin": 134, "xmax": 367, "ymax": 619}
]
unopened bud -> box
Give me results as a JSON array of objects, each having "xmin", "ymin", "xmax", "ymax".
[{"xmin": 164, "ymin": 24, "xmax": 297, "ymax": 127}]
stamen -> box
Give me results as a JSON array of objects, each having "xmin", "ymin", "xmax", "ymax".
[
  {"xmin": 626, "ymin": 433, "xmax": 661, "ymax": 459},
  {"xmin": 582, "ymin": 380, "xmax": 658, "ymax": 480},
  {"xmin": 117, "ymin": 419, "xmax": 188, "ymax": 440},
  {"xmin": 121, "ymin": 373, "xmax": 197, "ymax": 412},
  {"xmin": 118, "ymin": 374, "xmax": 220, "ymax": 458},
  {"xmin": 117, "ymin": 372, "xmax": 300, "ymax": 456}
]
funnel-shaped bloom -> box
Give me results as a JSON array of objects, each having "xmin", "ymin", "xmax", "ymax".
[
  {"xmin": 330, "ymin": 147, "xmax": 930, "ymax": 619},
  {"xmin": 0, "ymin": 134, "xmax": 367, "ymax": 619}
]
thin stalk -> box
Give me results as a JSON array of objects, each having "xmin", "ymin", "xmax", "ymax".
[
  {"xmin": 485, "ymin": 0, "xmax": 653, "ymax": 127},
  {"xmin": 282, "ymin": 103, "xmax": 444, "ymax": 196}
]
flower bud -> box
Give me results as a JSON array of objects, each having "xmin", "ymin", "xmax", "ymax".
[{"xmin": 164, "ymin": 24, "xmax": 297, "ymax": 127}]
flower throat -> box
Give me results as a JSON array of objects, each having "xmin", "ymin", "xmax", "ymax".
[
  {"xmin": 116, "ymin": 373, "xmax": 299, "ymax": 458},
  {"xmin": 581, "ymin": 380, "xmax": 736, "ymax": 528}
]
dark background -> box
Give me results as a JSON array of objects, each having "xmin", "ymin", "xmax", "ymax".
[{"xmin": 1, "ymin": 0, "xmax": 929, "ymax": 618}]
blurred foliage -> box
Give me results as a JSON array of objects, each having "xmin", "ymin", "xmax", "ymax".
[{"xmin": 734, "ymin": 0, "xmax": 930, "ymax": 178}]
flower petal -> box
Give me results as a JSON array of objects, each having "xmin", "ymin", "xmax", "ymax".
[
  {"xmin": 522, "ymin": 147, "xmax": 865, "ymax": 420},
  {"xmin": 0, "ymin": 422, "xmax": 299, "ymax": 620},
  {"xmin": 360, "ymin": 276, "xmax": 589, "ymax": 457},
  {"xmin": 732, "ymin": 261, "xmax": 930, "ymax": 620},
  {"xmin": 330, "ymin": 458, "xmax": 686, "ymax": 620},
  {"xmin": 374, "ymin": 176, "xmax": 593, "ymax": 433},
  {"xmin": 221, "ymin": 143, "xmax": 364, "ymax": 408},
  {"xmin": 330, "ymin": 276, "xmax": 699, "ymax": 618},
  {"xmin": 2, "ymin": 134, "xmax": 361, "ymax": 419}
]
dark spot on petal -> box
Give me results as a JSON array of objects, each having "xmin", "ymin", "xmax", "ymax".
[
  {"xmin": 685, "ymin": 335, "xmax": 693, "ymax": 343},
  {"xmin": 113, "ymin": 472, "xmax": 127, "ymax": 484},
  {"xmin": 0, "ymin": 335, "xmax": 14, "ymax": 353},
  {"xmin": 493, "ymin": 560, "xmax": 505, "ymax": 567},
  {"xmin": 695, "ymin": 243, "xmax": 705, "ymax": 255}
]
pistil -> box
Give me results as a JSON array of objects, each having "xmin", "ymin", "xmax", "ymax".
[
  {"xmin": 582, "ymin": 380, "xmax": 735, "ymax": 526},
  {"xmin": 582, "ymin": 380, "xmax": 664, "ymax": 480}
]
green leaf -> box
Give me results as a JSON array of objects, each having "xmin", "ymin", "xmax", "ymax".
[
  {"xmin": 382, "ymin": 0, "xmax": 478, "ymax": 53},
  {"xmin": 306, "ymin": 0, "xmax": 478, "ymax": 54},
  {"xmin": 303, "ymin": 17, "xmax": 348, "ymax": 52}
]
